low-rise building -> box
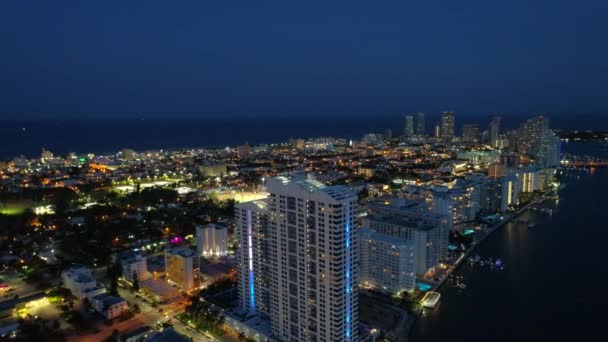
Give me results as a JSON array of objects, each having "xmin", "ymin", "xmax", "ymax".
[
  {"xmin": 117, "ymin": 251, "xmax": 148, "ymax": 284},
  {"xmin": 61, "ymin": 266, "xmax": 106, "ymax": 300},
  {"xmin": 91, "ymin": 293, "xmax": 128, "ymax": 320}
]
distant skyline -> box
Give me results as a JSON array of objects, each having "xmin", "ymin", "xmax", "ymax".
[{"xmin": 1, "ymin": 1, "xmax": 607, "ymax": 119}]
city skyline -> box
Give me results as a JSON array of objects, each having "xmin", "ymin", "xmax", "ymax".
[{"xmin": 1, "ymin": 1, "xmax": 607, "ymax": 341}]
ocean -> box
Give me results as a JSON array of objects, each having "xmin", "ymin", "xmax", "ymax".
[{"xmin": 1, "ymin": 114, "xmax": 607, "ymax": 159}]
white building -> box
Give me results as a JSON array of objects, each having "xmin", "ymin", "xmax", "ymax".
[
  {"xmin": 117, "ymin": 251, "xmax": 148, "ymax": 284},
  {"xmin": 427, "ymin": 175, "xmax": 484, "ymax": 224},
  {"xmin": 196, "ymin": 224, "xmax": 228, "ymax": 257},
  {"xmin": 235, "ymin": 174, "xmax": 359, "ymax": 342},
  {"xmin": 61, "ymin": 266, "xmax": 106, "ymax": 300},
  {"xmin": 363, "ymin": 199, "xmax": 450, "ymax": 277},
  {"xmin": 360, "ymin": 228, "xmax": 417, "ymax": 293},
  {"xmin": 164, "ymin": 247, "xmax": 200, "ymax": 292},
  {"xmin": 501, "ymin": 173, "xmax": 521, "ymax": 211},
  {"xmin": 517, "ymin": 168, "xmax": 540, "ymax": 193},
  {"xmin": 91, "ymin": 293, "xmax": 128, "ymax": 320}
]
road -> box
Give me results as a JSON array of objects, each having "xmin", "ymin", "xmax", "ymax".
[{"xmin": 118, "ymin": 287, "xmax": 215, "ymax": 341}]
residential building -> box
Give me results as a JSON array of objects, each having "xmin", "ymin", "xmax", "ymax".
[
  {"xmin": 518, "ymin": 116, "xmax": 549, "ymax": 156},
  {"xmin": 61, "ymin": 266, "xmax": 106, "ymax": 300},
  {"xmin": 462, "ymin": 124, "xmax": 480, "ymax": 143},
  {"xmin": 362, "ymin": 198, "xmax": 449, "ymax": 277},
  {"xmin": 537, "ymin": 130, "xmax": 561, "ymax": 168},
  {"xmin": 164, "ymin": 247, "xmax": 200, "ymax": 292},
  {"xmin": 235, "ymin": 174, "xmax": 359, "ymax": 342},
  {"xmin": 91, "ymin": 293, "xmax": 128, "ymax": 320},
  {"xmin": 359, "ymin": 228, "xmax": 417, "ymax": 293},
  {"xmin": 427, "ymin": 175, "xmax": 485, "ymax": 224},
  {"xmin": 441, "ymin": 111, "xmax": 455, "ymax": 139},
  {"xmin": 196, "ymin": 224, "xmax": 229, "ymax": 257},
  {"xmin": 415, "ymin": 112, "xmax": 425, "ymax": 136},
  {"xmin": 501, "ymin": 172, "xmax": 521, "ymax": 211},
  {"xmin": 117, "ymin": 251, "xmax": 148, "ymax": 284},
  {"xmin": 404, "ymin": 115, "xmax": 414, "ymax": 137},
  {"xmin": 489, "ymin": 115, "xmax": 501, "ymax": 148},
  {"xmin": 517, "ymin": 168, "xmax": 541, "ymax": 193}
]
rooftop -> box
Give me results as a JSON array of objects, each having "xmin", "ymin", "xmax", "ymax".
[
  {"xmin": 165, "ymin": 247, "xmax": 196, "ymax": 258},
  {"xmin": 365, "ymin": 198, "xmax": 449, "ymax": 231}
]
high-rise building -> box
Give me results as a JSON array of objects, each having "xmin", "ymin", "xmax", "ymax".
[
  {"xmin": 489, "ymin": 115, "xmax": 501, "ymax": 148},
  {"xmin": 196, "ymin": 224, "xmax": 229, "ymax": 257},
  {"xmin": 482, "ymin": 178, "xmax": 504, "ymax": 213},
  {"xmin": 462, "ymin": 124, "xmax": 480, "ymax": 143},
  {"xmin": 517, "ymin": 168, "xmax": 540, "ymax": 193},
  {"xmin": 518, "ymin": 116, "xmax": 549, "ymax": 156},
  {"xmin": 360, "ymin": 228, "xmax": 417, "ymax": 294},
  {"xmin": 537, "ymin": 130, "xmax": 560, "ymax": 168},
  {"xmin": 404, "ymin": 115, "xmax": 414, "ymax": 137},
  {"xmin": 164, "ymin": 247, "xmax": 200, "ymax": 292},
  {"xmin": 434, "ymin": 124, "xmax": 441, "ymax": 138},
  {"xmin": 415, "ymin": 112, "xmax": 425, "ymax": 136},
  {"xmin": 500, "ymin": 152, "xmax": 521, "ymax": 170},
  {"xmin": 427, "ymin": 174, "xmax": 485, "ymax": 225},
  {"xmin": 235, "ymin": 200, "xmax": 271, "ymax": 320},
  {"xmin": 236, "ymin": 175, "xmax": 359, "ymax": 342},
  {"xmin": 487, "ymin": 163, "xmax": 505, "ymax": 179},
  {"xmin": 501, "ymin": 173, "xmax": 520, "ymax": 211},
  {"xmin": 441, "ymin": 111, "xmax": 455, "ymax": 139},
  {"xmin": 362, "ymin": 199, "xmax": 450, "ymax": 277}
]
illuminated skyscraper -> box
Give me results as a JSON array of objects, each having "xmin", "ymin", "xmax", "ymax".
[
  {"xmin": 416, "ymin": 112, "xmax": 425, "ymax": 136},
  {"xmin": 236, "ymin": 174, "xmax": 358, "ymax": 342},
  {"xmin": 489, "ymin": 115, "xmax": 501, "ymax": 148},
  {"xmin": 518, "ymin": 116, "xmax": 549, "ymax": 156},
  {"xmin": 462, "ymin": 124, "xmax": 480, "ymax": 143},
  {"xmin": 404, "ymin": 115, "xmax": 414, "ymax": 137},
  {"xmin": 441, "ymin": 111, "xmax": 455, "ymax": 139}
]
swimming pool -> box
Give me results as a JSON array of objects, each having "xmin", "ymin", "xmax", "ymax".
[{"xmin": 417, "ymin": 282, "xmax": 432, "ymax": 291}]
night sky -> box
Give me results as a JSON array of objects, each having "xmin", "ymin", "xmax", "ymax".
[{"xmin": 1, "ymin": 0, "xmax": 607, "ymax": 119}]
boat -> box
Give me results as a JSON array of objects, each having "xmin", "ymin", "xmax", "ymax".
[
  {"xmin": 421, "ymin": 292, "xmax": 441, "ymax": 308},
  {"xmin": 528, "ymin": 222, "xmax": 536, "ymax": 229}
]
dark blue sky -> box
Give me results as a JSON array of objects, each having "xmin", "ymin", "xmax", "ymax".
[{"xmin": 1, "ymin": 0, "xmax": 607, "ymax": 119}]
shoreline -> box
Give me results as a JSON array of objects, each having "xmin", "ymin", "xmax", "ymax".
[
  {"xmin": 433, "ymin": 187, "xmax": 554, "ymax": 292},
  {"xmin": 407, "ymin": 187, "xmax": 557, "ymax": 341}
]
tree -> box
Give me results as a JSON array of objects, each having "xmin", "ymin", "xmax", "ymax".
[
  {"xmin": 132, "ymin": 271, "xmax": 139, "ymax": 291},
  {"xmin": 107, "ymin": 260, "xmax": 122, "ymax": 296},
  {"xmin": 51, "ymin": 188, "xmax": 79, "ymax": 214},
  {"xmin": 83, "ymin": 298, "xmax": 92, "ymax": 310}
]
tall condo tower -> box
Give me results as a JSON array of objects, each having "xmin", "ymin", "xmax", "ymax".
[{"xmin": 236, "ymin": 174, "xmax": 359, "ymax": 342}]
